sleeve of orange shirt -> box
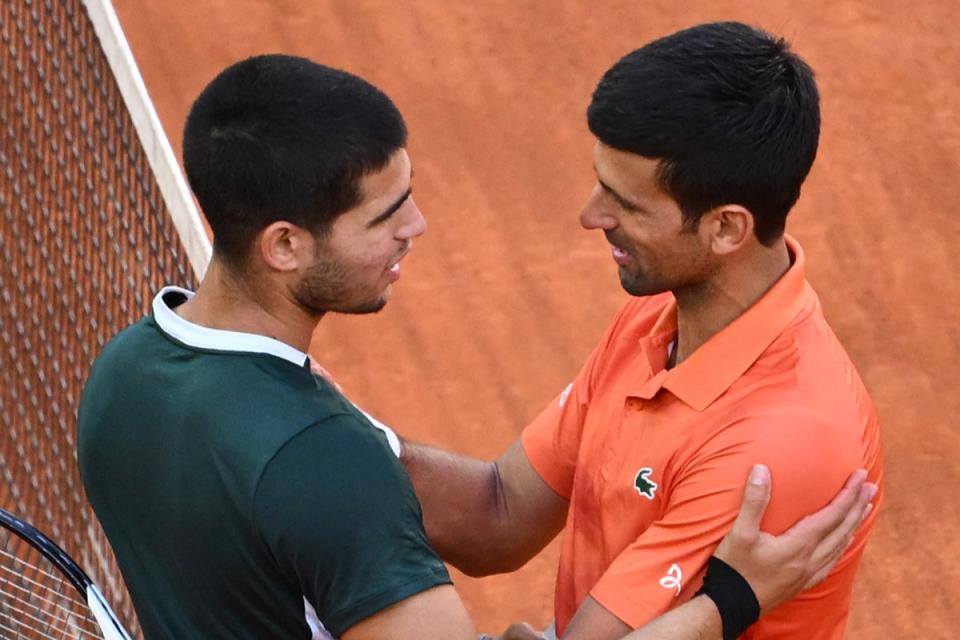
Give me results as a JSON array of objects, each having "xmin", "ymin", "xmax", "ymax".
[
  {"xmin": 522, "ymin": 300, "xmax": 646, "ymax": 498},
  {"xmin": 589, "ymin": 409, "xmax": 865, "ymax": 631}
]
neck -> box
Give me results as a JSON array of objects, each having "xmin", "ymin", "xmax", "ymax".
[
  {"xmin": 672, "ymin": 239, "xmax": 790, "ymax": 365},
  {"xmin": 176, "ymin": 258, "xmax": 322, "ymax": 353}
]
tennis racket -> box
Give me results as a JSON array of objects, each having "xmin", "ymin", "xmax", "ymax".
[{"xmin": 0, "ymin": 506, "xmax": 133, "ymax": 640}]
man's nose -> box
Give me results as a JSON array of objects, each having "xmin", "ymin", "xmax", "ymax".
[{"xmin": 579, "ymin": 185, "xmax": 618, "ymax": 231}]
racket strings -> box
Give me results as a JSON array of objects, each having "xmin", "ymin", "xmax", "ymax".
[
  {"xmin": 0, "ymin": 601, "xmax": 102, "ymax": 640},
  {"xmin": 0, "ymin": 549, "xmax": 82, "ymax": 599},
  {"xmin": 0, "ymin": 617, "xmax": 100, "ymax": 640},
  {"xmin": 0, "ymin": 547, "xmax": 103, "ymax": 639},
  {"xmin": 0, "ymin": 571, "xmax": 101, "ymax": 637}
]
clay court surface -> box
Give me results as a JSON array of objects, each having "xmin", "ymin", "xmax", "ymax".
[{"xmin": 107, "ymin": 1, "xmax": 958, "ymax": 636}]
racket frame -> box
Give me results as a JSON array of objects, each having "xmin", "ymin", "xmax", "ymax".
[{"xmin": 0, "ymin": 506, "xmax": 133, "ymax": 640}]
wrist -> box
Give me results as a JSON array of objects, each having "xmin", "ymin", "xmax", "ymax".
[{"xmin": 695, "ymin": 556, "xmax": 760, "ymax": 640}]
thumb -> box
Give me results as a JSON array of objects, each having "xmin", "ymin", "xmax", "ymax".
[{"xmin": 731, "ymin": 464, "xmax": 772, "ymax": 535}]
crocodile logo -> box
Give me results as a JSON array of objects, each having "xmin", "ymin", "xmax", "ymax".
[{"xmin": 634, "ymin": 467, "xmax": 658, "ymax": 500}]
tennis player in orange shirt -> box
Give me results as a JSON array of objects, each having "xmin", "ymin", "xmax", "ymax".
[{"xmin": 400, "ymin": 22, "xmax": 882, "ymax": 640}]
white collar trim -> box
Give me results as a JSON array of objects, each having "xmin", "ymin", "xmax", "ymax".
[{"xmin": 152, "ymin": 286, "xmax": 309, "ymax": 367}]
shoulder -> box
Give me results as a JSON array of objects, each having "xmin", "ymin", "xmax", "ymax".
[
  {"xmin": 695, "ymin": 374, "xmax": 870, "ymax": 463},
  {"xmin": 685, "ymin": 407, "xmax": 866, "ymax": 532},
  {"xmin": 724, "ymin": 290, "xmax": 879, "ymax": 446},
  {"xmin": 255, "ymin": 412, "xmax": 410, "ymax": 511},
  {"xmin": 287, "ymin": 411, "xmax": 402, "ymax": 468},
  {"xmin": 79, "ymin": 315, "xmax": 168, "ymax": 431},
  {"xmin": 86, "ymin": 315, "xmax": 158, "ymax": 372},
  {"xmin": 167, "ymin": 351, "xmax": 356, "ymax": 443}
]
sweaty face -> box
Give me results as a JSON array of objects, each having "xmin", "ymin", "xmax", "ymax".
[
  {"xmin": 579, "ymin": 142, "xmax": 713, "ymax": 297},
  {"xmin": 293, "ymin": 149, "xmax": 425, "ymax": 315}
]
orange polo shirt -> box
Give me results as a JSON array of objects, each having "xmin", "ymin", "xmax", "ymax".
[{"xmin": 522, "ymin": 237, "xmax": 883, "ymax": 639}]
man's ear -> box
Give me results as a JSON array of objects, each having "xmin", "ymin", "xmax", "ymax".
[
  {"xmin": 257, "ymin": 221, "xmax": 312, "ymax": 272},
  {"xmin": 699, "ymin": 204, "xmax": 755, "ymax": 255}
]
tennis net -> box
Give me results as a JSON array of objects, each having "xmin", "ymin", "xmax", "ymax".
[{"xmin": 1, "ymin": 1, "xmax": 210, "ymax": 634}]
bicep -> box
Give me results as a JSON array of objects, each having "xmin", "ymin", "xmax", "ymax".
[
  {"xmin": 495, "ymin": 439, "xmax": 569, "ymax": 559},
  {"xmin": 341, "ymin": 585, "xmax": 475, "ymax": 640}
]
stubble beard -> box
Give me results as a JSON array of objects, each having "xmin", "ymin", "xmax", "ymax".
[
  {"xmin": 294, "ymin": 257, "xmax": 388, "ymax": 316},
  {"xmin": 615, "ymin": 227, "xmax": 708, "ymax": 298},
  {"xmin": 618, "ymin": 264, "xmax": 672, "ymax": 298},
  {"xmin": 618, "ymin": 256, "xmax": 709, "ymax": 299}
]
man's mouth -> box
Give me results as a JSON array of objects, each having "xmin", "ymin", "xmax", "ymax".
[
  {"xmin": 606, "ymin": 236, "xmax": 630, "ymax": 265},
  {"xmin": 386, "ymin": 247, "xmax": 410, "ymax": 274}
]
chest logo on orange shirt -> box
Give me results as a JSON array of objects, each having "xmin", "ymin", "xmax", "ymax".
[{"xmin": 633, "ymin": 467, "xmax": 658, "ymax": 500}]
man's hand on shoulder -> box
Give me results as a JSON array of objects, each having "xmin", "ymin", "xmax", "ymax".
[
  {"xmin": 714, "ymin": 464, "xmax": 877, "ymax": 613},
  {"xmin": 513, "ymin": 465, "xmax": 877, "ymax": 640}
]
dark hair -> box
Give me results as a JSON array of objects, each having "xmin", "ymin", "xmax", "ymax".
[
  {"xmin": 587, "ymin": 22, "xmax": 820, "ymax": 245},
  {"xmin": 183, "ymin": 54, "xmax": 407, "ymax": 265}
]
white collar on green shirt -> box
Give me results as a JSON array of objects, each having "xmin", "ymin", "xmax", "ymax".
[
  {"xmin": 151, "ymin": 286, "xmax": 309, "ymax": 367},
  {"xmin": 153, "ymin": 287, "xmax": 403, "ymax": 458}
]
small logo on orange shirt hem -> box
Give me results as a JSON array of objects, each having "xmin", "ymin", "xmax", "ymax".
[
  {"xmin": 659, "ymin": 563, "xmax": 683, "ymax": 597},
  {"xmin": 634, "ymin": 467, "xmax": 658, "ymax": 500}
]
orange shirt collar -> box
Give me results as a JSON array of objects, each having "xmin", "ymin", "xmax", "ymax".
[{"xmin": 635, "ymin": 235, "xmax": 810, "ymax": 411}]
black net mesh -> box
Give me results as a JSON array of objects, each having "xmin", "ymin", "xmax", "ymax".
[{"xmin": 1, "ymin": 1, "xmax": 199, "ymax": 635}]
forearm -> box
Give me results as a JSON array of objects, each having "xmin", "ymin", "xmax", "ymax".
[
  {"xmin": 401, "ymin": 441, "xmax": 513, "ymax": 575},
  {"xmin": 623, "ymin": 596, "xmax": 721, "ymax": 640},
  {"xmin": 559, "ymin": 594, "xmax": 722, "ymax": 640}
]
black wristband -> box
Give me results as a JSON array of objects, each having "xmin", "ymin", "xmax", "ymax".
[{"xmin": 695, "ymin": 556, "xmax": 761, "ymax": 640}]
